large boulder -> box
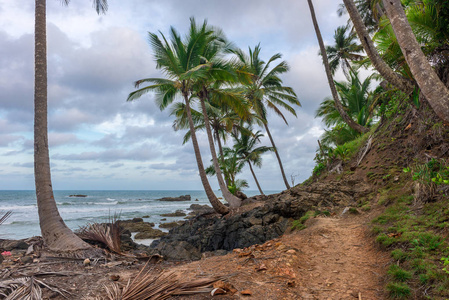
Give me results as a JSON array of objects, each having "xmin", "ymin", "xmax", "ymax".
[
  {"xmin": 160, "ymin": 210, "xmax": 186, "ymax": 217},
  {"xmin": 0, "ymin": 239, "xmax": 29, "ymax": 251},
  {"xmin": 153, "ymin": 241, "xmax": 201, "ymax": 261},
  {"xmin": 134, "ymin": 229, "xmax": 167, "ymax": 239}
]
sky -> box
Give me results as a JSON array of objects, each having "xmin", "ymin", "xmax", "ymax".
[{"xmin": 0, "ymin": 0, "xmax": 351, "ymax": 191}]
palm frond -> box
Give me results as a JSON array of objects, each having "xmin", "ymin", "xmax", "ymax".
[
  {"xmin": 0, "ymin": 211, "xmax": 12, "ymax": 225},
  {"xmin": 77, "ymin": 215, "xmax": 122, "ymax": 255},
  {"xmin": 104, "ymin": 261, "xmax": 222, "ymax": 300},
  {"xmin": 92, "ymin": 0, "xmax": 108, "ymax": 14}
]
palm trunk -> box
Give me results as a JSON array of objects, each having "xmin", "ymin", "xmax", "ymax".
[
  {"xmin": 34, "ymin": 0, "xmax": 92, "ymax": 251},
  {"xmin": 382, "ymin": 0, "xmax": 449, "ymax": 123},
  {"xmin": 264, "ymin": 123, "xmax": 291, "ymax": 189},
  {"xmin": 307, "ymin": 0, "xmax": 369, "ymax": 134},
  {"xmin": 342, "ymin": 0, "xmax": 415, "ymax": 94},
  {"xmin": 214, "ymin": 129, "xmax": 230, "ymax": 186},
  {"xmin": 199, "ymin": 94, "xmax": 241, "ymax": 208},
  {"xmin": 247, "ymin": 161, "xmax": 264, "ymax": 195},
  {"xmin": 183, "ymin": 94, "xmax": 229, "ymax": 215}
]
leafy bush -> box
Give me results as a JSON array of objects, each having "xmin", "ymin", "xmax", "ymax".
[{"xmin": 312, "ymin": 162, "xmax": 326, "ymax": 177}]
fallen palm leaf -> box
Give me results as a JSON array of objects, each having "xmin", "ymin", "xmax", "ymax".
[
  {"xmin": 78, "ymin": 215, "xmax": 122, "ymax": 254},
  {"xmin": 104, "ymin": 260, "xmax": 222, "ymax": 300},
  {"xmin": 0, "ymin": 211, "xmax": 12, "ymax": 225},
  {"xmin": 0, "ymin": 276, "xmax": 72, "ymax": 299}
]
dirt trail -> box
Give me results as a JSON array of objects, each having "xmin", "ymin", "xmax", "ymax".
[
  {"xmin": 2, "ymin": 214, "xmax": 388, "ymax": 299},
  {"xmin": 169, "ymin": 215, "xmax": 389, "ymax": 300}
]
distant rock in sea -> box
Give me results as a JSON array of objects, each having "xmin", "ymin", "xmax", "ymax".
[
  {"xmin": 69, "ymin": 194, "xmax": 87, "ymax": 197},
  {"xmin": 157, "ymin": 195, "xmax": 191, "ymax": 202}
]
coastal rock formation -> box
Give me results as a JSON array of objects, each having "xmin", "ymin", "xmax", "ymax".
[
  {"xmin": 159, "ymin": 221, "xmax": 185, "ymax": 229},
  {"xmin": 134, "ymin": 230, "xmax": 167, "ymax": 239},
  {"xmin": 157, "ymin": 195, "xmax": 191, "ymax": 202},
  {"xmin": 149, "ymin": 179, "xmax": 372, "ymax": 261},
  {"xmin": 119, "ymin": 219, "xmax": 166, "ymax": 240},
  {"xmin": 187, "ymin": 204, "xmax": 214, "ymax": 216},
  {"xmin": 160, "ymin": 210, "xmax": 186, "ymax": 217},
  {"xmin": 69, "ymin": 194, "xmax": 87, "ymax": 197}
]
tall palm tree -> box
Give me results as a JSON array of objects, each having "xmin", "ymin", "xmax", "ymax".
[
  {"xmin": 382, "ymin": 0, "xmax": 449, "ymax": 123},
  {"xmin": 34, "ymin": 0, "xmax": 107, "ymax": 251},
  {"xmin": 194, "ymin": 64, "xmax": 251, "ymax": 208},
  {"xmin": 325, "ymin": 25, "xmax": 364, "ymax": 77},
  {"xmin": 127, "ymin": 19, "xmax": 230, "ymax": 214},
  {"xmin": 230, "ymin": 45, "xmax": 300, "ymax": 190},
  {"xmin": 233, "ymin": 127, "xmax": 273, "ymax": 195},
  {"xmin": 342, "ymin": 0, "xmax": 415, "ymax": 94},
  {"xmin": 307, "ymin": 0, "xmax": 369, "ymax": 135}
]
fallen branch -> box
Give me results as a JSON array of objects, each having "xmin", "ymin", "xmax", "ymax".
[{"xmin": 357, "ymin": 136, "xmax": 373, "ymax": 166}]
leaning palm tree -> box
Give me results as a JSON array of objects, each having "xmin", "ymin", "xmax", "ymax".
[
  {"xmin": 381, "ymin": 0, "xmax": 449, "ymax": 123},
  {"xmin": 193, "ymin": 62, "xmax": 252, "ymax": 208},
  {"xmin": 230, "ymin": 44, "xmax": 301, "ymax": 190},
  {"xmin": 342, "ymin": 0, "xmax": 415, "ymax": 94},
  {"xmin": 127, "ymin": 19, "xmax": 229, "ymax": 214},
  {"xmin": 233, "ymin": 127, "xmax": 273, "ymax": 195},
  {"xmin": 34, "ymin": 0, "xmax": 107, "ymax": 252},
  {"xmin": 307, "ymin": 0, "xmax": 369, "ymax": 137}
]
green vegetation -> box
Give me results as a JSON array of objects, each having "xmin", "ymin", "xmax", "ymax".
[{"xmin": 371, "ymin": 190, "xmax": 449, "ymax": 298}]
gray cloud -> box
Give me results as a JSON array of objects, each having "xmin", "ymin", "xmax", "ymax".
[{"xmin": 0, "ymin": 0, "xmax": 351, "ymax": 190}]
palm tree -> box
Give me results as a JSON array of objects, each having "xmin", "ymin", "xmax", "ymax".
[
  {"xmin": 194, "ymin": 64, "xmax": 250, "ymax": 208},
  {"xmin": 233, "ymin": 127, "xmax": 273, "ymax": 195},
  {"xmin": 127, "ymin": 19, "xmax": 229, "ymax": 214},
  {"xmin": 325, "ymin": 25, "xmax": 364, "ymax": 77},
  {"xmin": 317, "ymin": 71, "xmax": 376, "ymax": 126},
  {"xmin": 205, "ymin": 147, "xmax": 247, "ymax": 196},
  {"xmin": 382, "ymin": 0, "xmax": 449, "ymax": 123},
  {"xmin": 307, "ymin": 0, "xmax": 369, "ymax": 135},
  {"xmin": 230, "ymin": 45, "xmax": 300, "ymax": 190},
  {"xmin": 342, "ymin": 0, "xmax": 415, "ymax": 94},
  {"xmin": 171, "ymin": 99, "xmax": 254, "ymax": 188},
  {"xmin": 316, "ymin": 71, "xmax": 376, "ymax": 146},
  {"xmin": 34, "ymin": 0, "xmax": 107, "ymax": 252}
]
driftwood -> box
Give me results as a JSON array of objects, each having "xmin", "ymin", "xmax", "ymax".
[{"xmin": 357, "ymin": 136, "xmax": 373, "ymax": 166}]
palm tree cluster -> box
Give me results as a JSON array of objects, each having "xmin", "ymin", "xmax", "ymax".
[
  {"xmin": 127, "ymin": 18, "xmax": 300, "ymax": 214},
  {"xmin": 308, "ymin": 0, "xmax": 449, "ymax": 169},
  {"xmin": 31, "ymin": 0, "xmax": 449, "ymax": 254}
]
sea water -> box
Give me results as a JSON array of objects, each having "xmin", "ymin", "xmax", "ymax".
[{"xmin": 0, "ymin": 190, "xmax": 277, "ymax": 240}]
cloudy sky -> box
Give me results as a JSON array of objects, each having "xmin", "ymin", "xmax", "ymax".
[{"xmin": 0, "ymin": 0, "xmax": 350, "ymax": 191}]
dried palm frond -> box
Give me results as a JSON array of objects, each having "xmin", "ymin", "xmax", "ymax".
[
  {"xmin": 0, "ymin": 276, "xmax": 72, "ymax": 299},
  {"xmin": 78, "ymin": 214, "xmax": 122, "ymax": 254},
  {"xmin": 0, "ymin": 211, "xmax": 12, "ymax": 225},
  {"xmin": 104, "ymin": 261, "xmax": 222, "ymax": 300}
]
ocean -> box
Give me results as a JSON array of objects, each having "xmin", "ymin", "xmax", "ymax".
[{"xmin": 0, "ymin": 190, "xmax": 278, "ymax": 240}]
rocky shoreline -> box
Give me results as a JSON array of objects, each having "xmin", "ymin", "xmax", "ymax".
[{"xmin": 1, "ymin": 181, "xmax": 371, "ymax": 263}]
